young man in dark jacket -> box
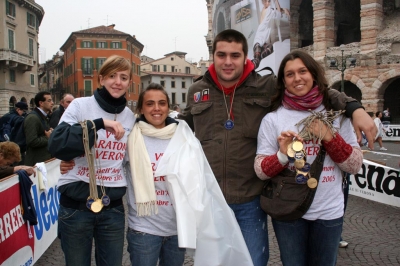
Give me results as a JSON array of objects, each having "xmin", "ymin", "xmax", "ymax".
[{"xmin": 178, "ymin": 29, "xmax": 377, "ymax": 266}]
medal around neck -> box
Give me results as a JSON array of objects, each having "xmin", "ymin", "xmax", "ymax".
[{"xmin": 225, "ymin": 119, "xmax": 234, "ymax": 130}]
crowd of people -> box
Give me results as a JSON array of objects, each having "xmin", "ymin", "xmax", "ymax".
[{"xmin": 1, "ymin": 29, "xmax": 388, "ymax": 266}]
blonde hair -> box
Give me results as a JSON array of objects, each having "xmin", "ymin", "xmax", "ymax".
[
  {"xmin": 97, "ymin": 55, "xmax": 132, "ymax": 85},
  {"xmin": 0, "ymin": 142, "xmax": 21, "ymax": 163}
]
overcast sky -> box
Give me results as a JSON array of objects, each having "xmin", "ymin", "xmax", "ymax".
[{"xmin": 35, "ymin": 0, "xmax": 209, "ymax": 64}]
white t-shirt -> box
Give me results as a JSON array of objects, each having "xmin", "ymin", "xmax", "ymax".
[
  {"xmin": 257, "ymin": 105, "xmax": 358, "ymax": 220},
  {"xmin": 57, "ymin": 96, "xmax": 135, "ymax": 188},
  {"xmin": 125, "ymin": 135, "xmax": 177, "ymax": 236}
]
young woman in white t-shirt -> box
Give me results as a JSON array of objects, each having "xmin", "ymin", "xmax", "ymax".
[{"xmin": 254, "ymin": 50, "xmax": 363, "ymax": 266}]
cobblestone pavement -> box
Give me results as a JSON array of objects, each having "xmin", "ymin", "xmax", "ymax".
[{"xmin": 35, "ymin": 195, "xmax": 400, "ymax": 266}]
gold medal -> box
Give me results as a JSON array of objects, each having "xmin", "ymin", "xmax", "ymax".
[
  {"xmin": 292, "ymin": 140, "xmax": 303, "ymax": 152},
  {"xmin": 307, "ymin": 177, "xmax": 318, "ymax": 189},
  {"xmin": 294, "ymin": 159, "xmax": 305, "ymax": 169},
  {"xmin": 91, "ymin": 199, "xmax": 103, "ymax": 213},
  {"xmin": 287, "ymin": 144, "xmax": 295, "ymax": 158}
]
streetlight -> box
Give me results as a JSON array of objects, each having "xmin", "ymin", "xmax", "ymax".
[{"xmin": 326, "ymin": 44, "xmax": 357, "ymax": 92}]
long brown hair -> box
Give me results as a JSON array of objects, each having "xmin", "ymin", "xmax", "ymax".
[{"xmin": 270, "ymin": 50, "xmax": 332, "ymax": 112}]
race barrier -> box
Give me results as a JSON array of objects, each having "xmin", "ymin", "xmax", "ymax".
[
  {"xmin": 0, "ymin": 159, "xmax": 61, "ymax": 266},
  {"xmin": 382, "ymin": 124, "xmax": 400, "ymax": 141},
  {"xmin": 349, "ymin": 159, "xmax": 400, "ymax": 208},
  {"xmin": 0, "ymin": 158, "xmax": 399, "ymax": 265}
]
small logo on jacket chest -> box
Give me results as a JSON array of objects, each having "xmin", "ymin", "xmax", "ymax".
[{"xmin": 194, "ymin": 89, "xmax": 210, "ymax": 102}]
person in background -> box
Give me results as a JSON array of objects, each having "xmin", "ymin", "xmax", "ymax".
[
  {"xmin": 373, "ymin": 111, "xmax": 387, "ymax": 151},
  {"xmin": 381, "ymin": 107, "xmax": 391, "ymax": 127},
  {"xmin": 0, "ymin": 101, "xmax": 28, "ymax": 142},
  {"xmin": 254, "ymin": 50, "xmax": 363, "ymax": 265},
  {"xmin": 49, "ymin": 93, "xmax": 75, "ymax": 128},
  {"xmin": 0, "ymin": 141, "xmax": 35, "ymax": 179},
  {"xmin": 24, "ymin": 92, "xmax": 54, "ymax": 166},
  {"xmin": 168, "ymin": 104, "xmax": 181, "ymax": 119},
  {"xmin": 48, "ymin": 55, "xmax": 135, "ymax": 266},
  {"xmin": 178, "ymin": 29, "xmax": 375, "ymax": 266}
]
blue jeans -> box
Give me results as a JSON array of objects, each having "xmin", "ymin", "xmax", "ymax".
[
  {"xmin": 229, "ymin": 196, "xmax": 269, "ymax": 266},
  {"xmin": 272, "ymin": 217, "xmax": 343, "ymax": 266},
  {"xmin": 58, "ymin": 204, "xmax": 125, "ymax": 266},
  {"xmin": 126, "ymin": 228, "xmax": 186, "ymax": 266}
]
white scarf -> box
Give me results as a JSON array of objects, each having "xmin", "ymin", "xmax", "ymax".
[{"xmin": 127, "ymin": 121, "xmax": 177, "ymax": 216}]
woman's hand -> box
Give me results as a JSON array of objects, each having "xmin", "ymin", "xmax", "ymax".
[
  {"xmin": 60, "ymin": 160, "xmax": 75, "ymax": 175},
  {"xmin": 103, "ymin": 119, "xmax": 125, "ymax": 141},
  {"xmin": 14, "ymin": 165, "xmax": 36, "ymax": 177},
  {"xmin": 308, "ymin": 119, "xmax": 334, "ymax": 142},
  {"xmin": 278, "ymin": 130, "xmax": 302, "ymax": 155}
]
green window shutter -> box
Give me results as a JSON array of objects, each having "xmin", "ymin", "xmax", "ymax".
[
  {"xmin": 119, "ymin": 42, "xmax": 122, "ymax": 49},
  {"xmin": 96, "ymin": 58, "xmax": 100, "ymax": 70},
  {"xmin": 96, "ymin": 41, "xmax": 98, "ymax": 48},
  {"xmin": 81, "ymin": 58, "xmax": 85, "ymax": 70},
  {"xmin": 132, "ymin": 63, "xmax": 135, "ymax": 73},
  {"xmin": 105, "ymin": 42, "xmax": 108, "ymax": 48},
  {"xmin": 81, "ymin": 41, "xmax": 84, "ymax": 48},
  {"xmin": 91, "ymin": 58, "xmax": 94, "ymax": 72},
  {"xmin": 27, "ymin": 12, "xmax": 29, "ymax": 25},
  {"xmin": 6, "ymin": 0, "xmax": 9, "ymax": 15},
  {"xmin": 90, "ymin": 41, "xmax": 94, "ymax": 48}
]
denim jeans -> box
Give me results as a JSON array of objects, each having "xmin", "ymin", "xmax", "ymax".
[
  {"xmin": 126, "ymin": 228, "xmax": 186, "ymax": 266},
  {"xmin": 58, "ymin": 204, "xmax": 125, "ymax": 266},
  {"xmin": 229, "ymin": 196, "xmax": 269, "ymax": 266},
  {"xmin": 272, "ymin": 216, "xmax": 343, "ymax": 266}
]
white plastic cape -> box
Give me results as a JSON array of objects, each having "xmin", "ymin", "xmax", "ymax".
[{"xmin": 155, "ymin": 120, "xmax": 253, "ymax": 266}]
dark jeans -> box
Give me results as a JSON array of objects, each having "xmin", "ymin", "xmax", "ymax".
[
  {"xmin": 273, "ymin": 217, "xmax": 343, "ymax": 266},
  {"xmin": 126, "ymin": 228, "xmax": 185, "ymax": 266},
  {"xmin": 229, "ymin": 196, "xmax": 269, "ymax": 266},
  {"xmin": 58, "ymin": 204, "xmax": 125, "ymax": 266}
]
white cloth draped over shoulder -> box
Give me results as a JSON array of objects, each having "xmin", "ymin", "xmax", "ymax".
[{"xmin": 154, "ymin": 120, "xmax": 253, "ymax": 266}]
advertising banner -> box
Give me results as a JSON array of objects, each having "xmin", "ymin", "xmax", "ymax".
[
  {"xmin": 349, "ymin": 159, "xmax": 400, "ymax": 208},
  {"xmin": 382, "ymin": 124, "xmax": 400, "ymax": 141},
  {"xmin": 0, "ymin": 159, "xmax": 61, "ymax": 266},
  {"xmin": 212, "ymin": 0, "xmax": 290, "ymax": 74}
]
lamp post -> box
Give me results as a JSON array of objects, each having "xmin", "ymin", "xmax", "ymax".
[{"xmin": 326, "ymin": 44, "xmax": 356, "ymax": 92}]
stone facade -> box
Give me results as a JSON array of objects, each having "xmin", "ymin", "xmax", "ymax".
[{"xmin": 205, "ymin": 0, "xmax": 400, "ymax": 123}]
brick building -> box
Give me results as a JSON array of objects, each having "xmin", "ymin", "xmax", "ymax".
[
  {"xmin": 59, "ymin": 24, "xmax": 144, "ymax": 109},
  {"xmin": 206, "ymin": 0, "xmax": 400, "ymax": 122}
]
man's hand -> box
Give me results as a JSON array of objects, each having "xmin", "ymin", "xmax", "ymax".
[
  {"xmin": 351, "ymin": 109, "xmax": 377, "ymax": 150},
  {"xmin": 60, "ymin": 160, "xmax": 75, "ymax": 174}
]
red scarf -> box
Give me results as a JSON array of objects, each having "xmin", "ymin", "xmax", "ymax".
[{"xmin": 282, "ymin": 85, "xmax": 323, "ymax": 111}]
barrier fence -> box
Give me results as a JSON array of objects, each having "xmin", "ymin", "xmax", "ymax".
[{"xmin": 0, "ymin": 158, "xmax": 399, "ymax": 265}]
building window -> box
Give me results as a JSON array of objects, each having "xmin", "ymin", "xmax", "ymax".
[
  {"xmin": 171, "ymin": 93, "xmax": 176, "ymax": 104},
  {"xmin": 27, "ymin": 12, "xmax": 36, "ymax": 27},
  {"xmin": 29, "ymin": 38, "xmax": 34, "ymax": 56},
  {"xmin": 82, "ymin": 41, "xmax": 92, "ymax": 48},
  {"xmin": 82, "ymin": 58, "xmax": 93, "ymax": 75},
  {"xmin": 8, "ymin": 29, "xmax": 14, "ymax": 50},
  {"xmin": 111, "ymin": 42, "xmax": 121, "ymax": 49},
  {"xmin": 96, "ymin": 58, "xmax": 106, "ymax": 70},
  {"xmin": 6, "ymin": 0, "xmax": 16, "ymax": 17},
  {"xmin": 182, "ymin": 93, "xmax": 186, "ymax": 103},
  {"xmin": 182, "ymin": 81, "xmax": 186, "ymax": 88},
  {"xmin": 132, "ymin": 63, "xmax": 136, "ymax": 74},
  {"xmin": 132, "ymin": 47, "xmax": 136, "ymax": 54},
  {"xmin": 185, "ymin": 67, "xmax": 191, "ymax": 74},
  {"xmin": 171, "ymin": 66, "xmax": 175, "ymax": 72},
  {"xmin": 171, "ymin": 81, "xmax": 175, "ymax": 88},
  {"xmin": 97, "ymin": 41, "xmax": 107, "ymax": 48},
  {"xmin": 160, "ymin": 80, "xmax": 165, "ymax": 87},
  {"xmin": 152, "ymin": 65, "xmax": 157, "ymax": 72},
  {"xmin": 84, "ymin": 80, "xmax": 92, "ymax": 96},
  {"xmin": 9, "ymin": 70, "xmax": 15, "ymax": 83},
  {"xmin": 163, "ymin": 65, "xmax": 167, "ymax": 72},
  {"xmin": 30, "ymin": 74, "xmax": 35, "ymax": 86}
]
